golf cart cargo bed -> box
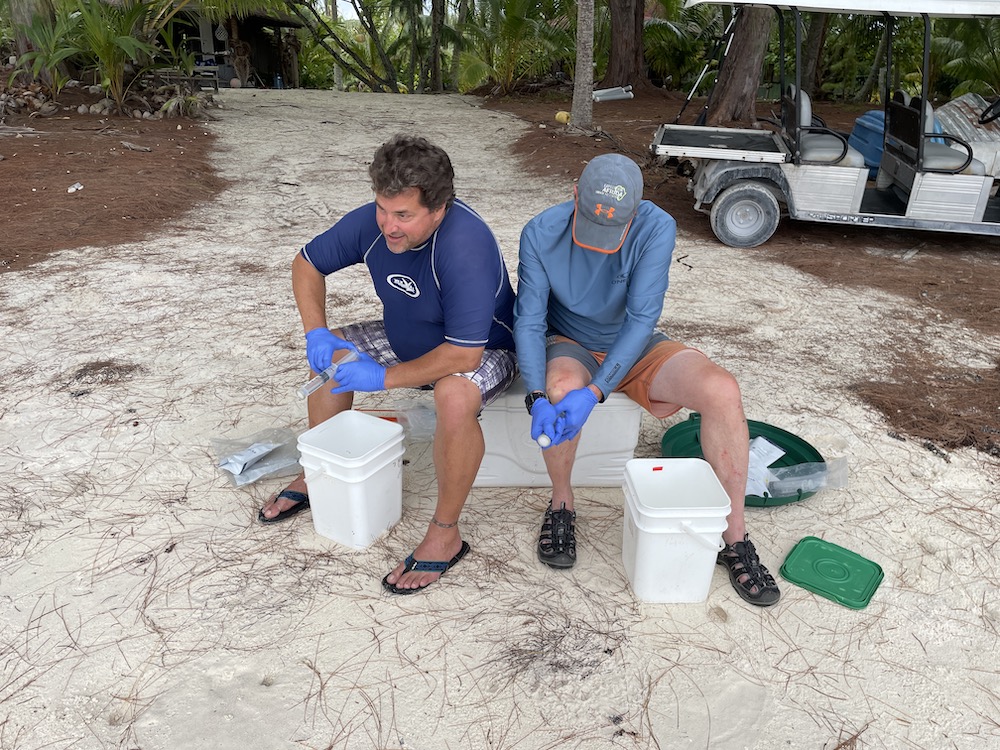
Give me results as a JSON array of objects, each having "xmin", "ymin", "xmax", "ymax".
[{"xmin": 652, "ymin": 123, "xmax": 789, "ymax": 163}]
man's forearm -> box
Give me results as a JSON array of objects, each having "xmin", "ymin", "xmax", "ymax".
[
  {"xmin": 383, "ymin": 343, "xmax": 485, "ymax": 389},
  {"xmin": 291, "ymin": 253, "xmax": 329, "ymax": 333},
  {"xmin": 593, "ymin": 317, "xmax": 656, "ymax": 395}
]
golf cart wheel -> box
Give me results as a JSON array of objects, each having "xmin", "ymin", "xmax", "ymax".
[{"xmin": 710, "ymin": 182, "xmax": 780, "ymax": 248}]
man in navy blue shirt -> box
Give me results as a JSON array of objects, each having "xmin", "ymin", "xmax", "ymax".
[{"xmin": 260, "ymin": 134, "xmax": 517, "ymax": 595}]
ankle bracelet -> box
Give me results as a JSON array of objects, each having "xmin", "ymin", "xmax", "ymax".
[{"xmin": 431, "ymin": 516, "xmax": 458, "ymax": 529}]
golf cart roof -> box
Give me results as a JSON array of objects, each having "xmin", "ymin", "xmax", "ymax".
[{"xmin": 684, "ymin": 0, "xmax": 1000, "ymax": 17}]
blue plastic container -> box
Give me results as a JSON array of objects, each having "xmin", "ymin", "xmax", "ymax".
[
  {"xmin": 849, "ymin": 108, "xmax": 946, "ymax": 179},
  {"xmin": 849, "ymin": 110, "xmax": 886, "ymax": 179}
]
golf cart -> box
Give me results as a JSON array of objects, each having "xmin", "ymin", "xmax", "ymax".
[{"xmin": 651, "ymin": 0, "xmax": 1000, "ymax": 247}]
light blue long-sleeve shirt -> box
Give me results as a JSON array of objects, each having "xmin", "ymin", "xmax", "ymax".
[{"xmin": 513, "ymin": 199, "xmax": 676, "ymax": 396}]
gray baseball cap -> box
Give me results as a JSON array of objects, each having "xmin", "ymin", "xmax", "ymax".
[{"xmin": 572, "ymin": 153, "xmax": 643, "ymax": 253}]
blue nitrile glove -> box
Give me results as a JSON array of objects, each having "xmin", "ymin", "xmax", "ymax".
[
  {"xmin": 330, "ymin": 349, "xmax": 386, "ymax": 393},
  {"xmin": 305, "ymin": 327, "xmax": 351, "ymax": 376},
  {"xmin": 530, "ymin": 397, "xmax": 559, "ymax": 448},
  {"xmin": 551, "ymin": 387, "xmax": 599, "ymax": 444}
]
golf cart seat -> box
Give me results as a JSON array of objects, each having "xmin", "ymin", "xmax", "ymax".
[
  {"xmin": 785, "ymin": 86, "xmax": 867, "ymax": 168},
  {"xmin": 912, "ymin": 97, "xmax": 987, "ymax": 175}
]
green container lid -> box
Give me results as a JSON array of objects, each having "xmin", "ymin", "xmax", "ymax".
[
  {"xmin": 780, "ymin": 536, "xmax": 884, "ymax": 609},
  {"xmin": 660, "ymin": 413, "xmax": 825, "ymax": 507}
]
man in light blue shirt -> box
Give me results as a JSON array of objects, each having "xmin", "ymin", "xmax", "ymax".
[{"xmin": 514, "ymin": 153, "xmax": 780, "ymax": 607}]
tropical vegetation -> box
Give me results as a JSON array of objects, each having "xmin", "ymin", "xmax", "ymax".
[
  {"xmin": 3, "ymin": 1, "xmax": 1000, "ymax": 110},
  {"xmin": 4, "ymin": 0, "xmax": 288, "ymax": 111}
]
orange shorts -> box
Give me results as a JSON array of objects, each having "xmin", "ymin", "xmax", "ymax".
[{"xmin": 547, "ymin": 335, "xmax": 705, "ymax": 419}]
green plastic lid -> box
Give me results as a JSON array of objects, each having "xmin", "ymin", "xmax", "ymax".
[
  {"xmin": 780, "ymin": 536, "xmax": 884, "ymax": 609},
  {"xmin": 660, "ymin": 413, "xmax": 825, "ymax": 507}
]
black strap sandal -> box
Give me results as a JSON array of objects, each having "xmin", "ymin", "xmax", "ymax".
[
  {"xmin": 716, "ymin": 534, "xmax": 781, "ymax": 607},
  {"xmin": 537, "ymin": 504, "xmax": 577, "ymax": 569}
]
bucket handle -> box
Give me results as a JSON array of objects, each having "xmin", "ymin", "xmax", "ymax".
[{"xmin": 681, "ymin": 521, "xmax": 725, "ymax": 552}]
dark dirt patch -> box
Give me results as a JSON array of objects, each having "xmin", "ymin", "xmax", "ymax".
[
  {"xmin": 0, "ymin": 86, "xmax": 225, "ymax": 274},
  {"xmin": 59, "ymin": 358, "xmax": 145, "ymax": 398},
  {"xmin": 854, "ymin": 353, "xmax": 1000, "ymax": 459}
]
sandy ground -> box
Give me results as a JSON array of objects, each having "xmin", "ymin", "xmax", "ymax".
[{"xmin": 2, "ymin": 88, "xmax": 998, "ymax": 750}]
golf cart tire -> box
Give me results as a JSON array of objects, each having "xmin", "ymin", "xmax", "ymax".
[{"xmin": 710, "ymin": 182, "xmax": 781, "ymax": 248}]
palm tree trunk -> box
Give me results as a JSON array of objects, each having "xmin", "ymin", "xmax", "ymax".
[
  {"xmin": 571, "ymin": 0, "xmax": 594, "ymax": 130},
  {"xmin": 324, "ymin": 0, "xmax": 344, "ymax": 91},
  {"xmin": 800, "ymin": 13, "xmax": 828, "ymax": 97},
  {"xmin": 284, "ymin": 0, "xmax": 398, "ymax": 92},
  {"xmin": 429, "ymin": 0, "xmax": 444, "ymax": 92},
  {"xmin": 408, "ymin": 3, "xmax": 418, "ymax": 92},
  {"xmin": 853, "ymin": 24, "xmax": 888, "ymax": 103},
  {"xmin": 601, "ymin": 0, "xmax": 645, "ymax": 88},
  {"xmin": 449, "ymin": 0, "xmax": 469, "ymax": 92},
  {"xmin": 706, "ymin": 7, "xmax": 772, "ymax": 126},
  {"xmin": 10, "ymin": 0, "xmax": 56, "ymax": 85}
]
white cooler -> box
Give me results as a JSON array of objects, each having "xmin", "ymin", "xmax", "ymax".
[{"xmin": 473, "ymin": 376, "xmax": 642, "ymax": 487}]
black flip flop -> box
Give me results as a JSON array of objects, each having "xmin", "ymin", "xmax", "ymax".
[
  {"xmin": 382, "ymin": 540, "xmax": 471, "ymax": 595},
  {"xmin": 257, "ymin": 489, "xmax": 310, "ymax": 524}
]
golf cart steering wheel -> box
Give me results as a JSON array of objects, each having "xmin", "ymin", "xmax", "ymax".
[{"xmin": 980, "ymin": 96, "xmax": 1000, "ymax": 124}]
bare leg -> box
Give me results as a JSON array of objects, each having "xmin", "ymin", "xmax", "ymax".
[
  {"xmin": 383, "ymin": 374, "xmax": 483, "ymax": 590},
  {"xmin": 647, "ymin": 351, "xmax": 749, "ymax": 544},
  {"xmin": 648, "ymin": 351, "xmax": 778, "ymax": 605},
  {"xmin": 259, "ymin": 354, "xmax": 353, "ymax": 520},
  {"xmin": 539, "ymin": 357, "xmax": 592, "ymax": 511},
  {"xmin": 531, "ymin": 357, "xmax": 592, "ymax": 569}
]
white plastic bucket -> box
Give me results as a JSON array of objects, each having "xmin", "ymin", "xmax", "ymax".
[
  {"xmin": 621, "ymin": 458, "xmax": 731, "ymax": 603},
  {"xmin": 297, "ymin": 410, "xmax": 405, "ymax": 549}
]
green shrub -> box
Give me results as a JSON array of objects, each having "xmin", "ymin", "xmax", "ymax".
[
  {"xmin": 10, "ymin": 5, "xmax": 81, "ymax": 97},
  {"xmin": 74, "ymin": 0, "xmax": 158, "ymax": 111},
  {"xmin": 299, "ymin": 35, "xmax": 336, "ymax": 89}
]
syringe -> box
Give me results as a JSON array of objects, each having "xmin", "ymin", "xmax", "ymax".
[{"xmin": 296, "ymin": 349, "xmax": 360, "ymax": 399}]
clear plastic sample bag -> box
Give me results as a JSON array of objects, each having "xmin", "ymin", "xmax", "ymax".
[{"xmin": 211, "ymin": 427, "xmax": 301, "ymax": 487}]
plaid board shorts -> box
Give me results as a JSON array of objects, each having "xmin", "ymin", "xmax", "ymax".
[{"xmin": 338, "ymin": 320, "xmax": 517, "ymax": 408}]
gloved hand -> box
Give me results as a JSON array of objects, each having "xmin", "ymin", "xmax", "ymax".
[
  {"xmin": 530, "ymin": 397, "xmax": 559, "ymax": 448},
  {"xmin": 551, "ymin": 387, "xmax": 599, "ymax": 444},
  {"xmin": 305, "ymin": 327, "xmax": 351, "ymax": 376},
  {"xmin": 330, "ymin": 349, "xmax": 387, "ymax": 393}
]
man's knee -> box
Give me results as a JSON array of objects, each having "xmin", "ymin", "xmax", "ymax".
[
  {"xmin": 545, "ymin": 357, "xmax": 590, "ymax": 404},
  {"xmin": 544, "ymin": 368, "xmax": 589, "ymax": 403},
  {"xmin": 699, "ymin": 366, "xmax": 744, "ymax": 412},
  {"xmin": 433, "ymin": 375, "xmax": 483, "ymax": 422}
]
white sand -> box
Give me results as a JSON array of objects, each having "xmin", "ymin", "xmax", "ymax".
[{"xmin": 2, "ymin": 89, "xmax": 998, "ymax": 750}]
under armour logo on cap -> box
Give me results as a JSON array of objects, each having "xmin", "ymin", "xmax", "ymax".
[{"xmin": 572, "ymin": 154, "xmax": 643, "ymax": 253}]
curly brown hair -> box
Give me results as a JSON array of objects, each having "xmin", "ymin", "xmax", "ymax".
[{"xmin": 369, "ymin": 134, "xmax": 456, "ymax": 211}]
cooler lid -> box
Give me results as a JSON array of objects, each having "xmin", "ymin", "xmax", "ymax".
[{"xmin": 298, "ymin": 409, "xmax": 404, "ymax": 464}]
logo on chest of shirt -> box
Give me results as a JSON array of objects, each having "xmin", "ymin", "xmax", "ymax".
[{"xmin": 387, "ymin": 274, "xmax": 420, "ymax": 298}]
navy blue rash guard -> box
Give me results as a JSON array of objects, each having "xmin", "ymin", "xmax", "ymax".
[{"xmin": 302, "ymin": 200, "xmax": 515, "ymax": 362}]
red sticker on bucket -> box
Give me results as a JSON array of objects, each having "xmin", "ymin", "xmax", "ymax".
[{"xmin": 652, "ymin": 465, "xmax": 663, "ymax": 471}]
